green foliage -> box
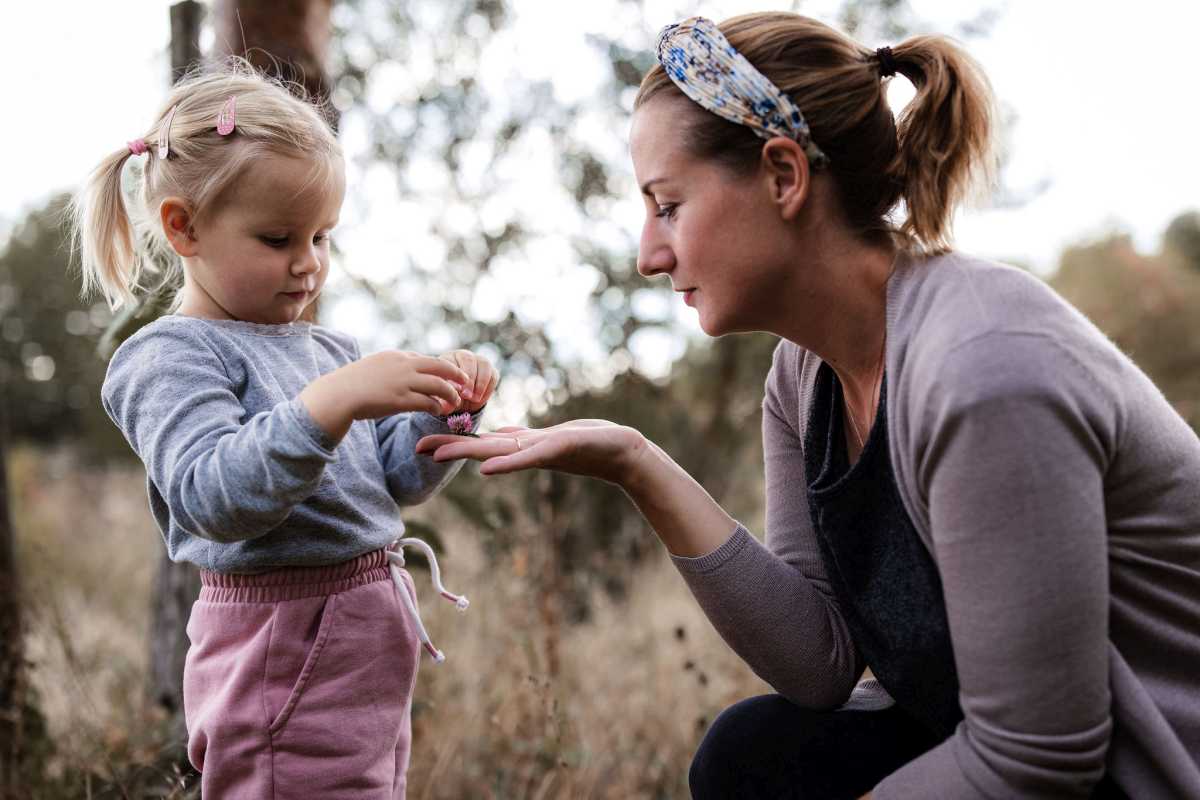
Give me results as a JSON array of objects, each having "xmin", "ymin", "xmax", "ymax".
[{"xmin": 0, "ymin": 196, "xmax": 131, "ymax": 460}]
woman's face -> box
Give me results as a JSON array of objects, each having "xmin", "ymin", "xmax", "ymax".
[{"xmin": 630, "ymin": 97, "xmax": 798, "ymax": 337}]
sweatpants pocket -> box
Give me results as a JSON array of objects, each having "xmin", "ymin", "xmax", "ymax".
[{"xmin": 265, "ymin": 594, "xmax": 340, "ymax": 734}]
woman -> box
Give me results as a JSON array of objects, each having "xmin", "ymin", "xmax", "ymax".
[{"xmin": 417, "ymin": 13, "xmax": 1200, "ymax": 799}]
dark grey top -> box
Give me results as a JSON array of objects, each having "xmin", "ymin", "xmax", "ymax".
[
  {"xmin": 102, "ymin": 315, "xmax": 472, "ymax": 573},
  {"xmin": 672, "ymin": 251, "xmax": 1200, "ymax": 798}
]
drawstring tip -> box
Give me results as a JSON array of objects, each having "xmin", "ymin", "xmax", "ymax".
[
  {"xmin": 424, "ymin": 642, "xmax": 445, "ymax": 663},
  {"xmin": 442, "ymin": 592, "xmax": 470, "ymax": 611}
]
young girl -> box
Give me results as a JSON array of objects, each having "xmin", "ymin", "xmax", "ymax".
[{"xmin": 71, "ymin": 64, "xmax": 497, "ymax": 798}]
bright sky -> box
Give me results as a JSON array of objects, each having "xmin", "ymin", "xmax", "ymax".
[{"xmin": 3, "ymin": 0, "xmax": 1198, "ymax": 385}]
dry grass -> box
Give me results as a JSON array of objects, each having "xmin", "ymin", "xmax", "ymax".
[{"xmin": 11, "ymin": 445, "xmax": 769, "ymax": 799}]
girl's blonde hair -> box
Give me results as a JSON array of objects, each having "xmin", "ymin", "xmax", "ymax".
[
  {"xmin": 636, "ymin": 12, "xmax": 996, "ymax": 254},
  {"xmin": 70, "ymin": 59, "xmax": 342, "ymax": 309}
]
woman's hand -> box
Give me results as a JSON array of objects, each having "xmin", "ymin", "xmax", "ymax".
[
  {"xmin": 418, "ymin": 417, "xmax": 737, "ymax": 557},
  {"xmin": 415, "ymin": 419, "xmax": 648, "ymax": 486},
  {"xmin": 438, "ymin": 349, "xmax": 498, "ymax": 413}
]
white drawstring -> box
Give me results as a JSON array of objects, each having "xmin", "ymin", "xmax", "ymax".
[{"xmin": 387, "ymin": 538, "xmax": 469, "ymax": 663}]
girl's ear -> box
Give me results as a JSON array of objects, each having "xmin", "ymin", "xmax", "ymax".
[
  {"xmin": 160, "ymin": 197, "xmax": 199, "ymax": 257},
  {"xmin": 760, "ymin": 137, "xmax": 811, "ymax": 222}
]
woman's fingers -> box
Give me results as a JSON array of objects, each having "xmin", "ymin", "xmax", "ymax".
[
  {"xmin": 415, "ymin": 434, "xmax": 522, "ymax": 461},
  {"xmin": 477, "ymin": 438, "xmax": 554, "ymax": 475}
]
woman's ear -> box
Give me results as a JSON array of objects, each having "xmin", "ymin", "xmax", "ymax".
[
  {"xmin": 160, "ymin": 197, "xmax": 199, "ymax": 257},
  {"xmin": 760, "ymin": 137, "xmax": 811, "ymax": 221}
]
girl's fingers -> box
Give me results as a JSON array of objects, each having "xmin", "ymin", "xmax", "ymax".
[
  {"xmin": 476, "ymin": 363, "xmax": 497, "ymax": 403},
  {"xmin": 415, "ymin": 356, "xmax": 471, "ymax": 390},
  {"xmin": 408, "ymin": 374, "xmax": 462, "ymax": 408}
]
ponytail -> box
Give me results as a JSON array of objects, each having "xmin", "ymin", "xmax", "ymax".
[
  {"xmin": 890, "ymin": 35, "xmax": 997, "ymax": 253},
  {"xmin": 69, "ymin": 145, "xmax": 147, "ymax": 309}
]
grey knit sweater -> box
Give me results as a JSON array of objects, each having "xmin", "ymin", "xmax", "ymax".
[
  {"xmin": 102, "ymin": 316, "xmax": 471, "ymax": 573},
  {"xmin": 673, "ymin": 251, "xmax": 1200, "ymax": 798}
]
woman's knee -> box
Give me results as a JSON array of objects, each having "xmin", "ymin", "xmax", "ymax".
[{"xmin": 689, "ymin": 695, "xmax": 793, "ymax": 798}]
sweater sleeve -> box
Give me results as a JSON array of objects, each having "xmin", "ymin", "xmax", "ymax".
[
  {"xmin": 375, "ymin": 407, "xmax": 482, "ymax": 505},
  {"xmin": 670, "ymin": 344, "xmax": 863, "ymax": 708},
  {"xmin": 875, "ymin": 333, "xmax": 1114, "ymax": 799},
  {"xmin": 101, "ymin": 326, "xmax": 338, "ymax": 543}
]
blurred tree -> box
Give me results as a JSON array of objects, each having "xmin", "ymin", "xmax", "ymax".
[
  {"xmin": 1164, "ymin": 210, "xmax": 1200, "ymax": 272},
  {"xmin": 0, "ymin": 198, "xmax": 127, "ymax": 458},
  {"xmin": 1052, "ymin": 233, "xmax": 1200, "ymax": 432}
]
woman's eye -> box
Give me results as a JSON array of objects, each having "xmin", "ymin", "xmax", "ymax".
[
  {"xmin": 313, "ymin": 233, "xmax": 329, "ymax": 244},
  {"xmin": 655, "ymin": 204, "xmax": 678, "ymax": 220},
  {"xmin": 260, "ymin": 236, "xmax": 288, "ymax": 248}
]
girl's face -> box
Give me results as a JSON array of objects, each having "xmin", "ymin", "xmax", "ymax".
[
  {"xmin": 629, "ymin": 97, "xmax": 800, "ymax": 338},
  {"xmin": 179, "ymin": 154, "xmax": 345, "ymax": 324}
]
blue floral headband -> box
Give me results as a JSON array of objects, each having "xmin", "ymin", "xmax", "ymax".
[{"xmin": 656, "ymin": 16, "xmax": 830, "ymax": 169}]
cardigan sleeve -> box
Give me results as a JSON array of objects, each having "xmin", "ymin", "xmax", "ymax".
[
  {"xmin": 671, "ymin": 342, "xmax": 863, "ymax": 708},
  {"xmin": 875, "ymin": 332, "xmax": 1116, "ymax": 799}
]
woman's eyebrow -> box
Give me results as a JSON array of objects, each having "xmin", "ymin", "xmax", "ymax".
[{"xmin": 640, "ymin": 177, "xmax": 668, "ymax": 196}]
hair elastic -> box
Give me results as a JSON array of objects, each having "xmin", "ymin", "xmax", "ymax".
[
  {"xmin": 875, "ymin": 47, "xmax": 898, "ymax": 78},
  {"xmin": 656, "ymin": 16, "xmax": 829, "ymax": 168},
  {"xmin": 127, "ymin": 139, "xmax": 149, "ymax": 156}
]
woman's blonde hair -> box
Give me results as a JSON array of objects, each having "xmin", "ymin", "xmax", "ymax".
[
  {"xmin": 636, "ymin": 12, "xmax": 996, "ymax": 254},
  {"xmin": 70, "ymin": 59, "xmax": 342, "ymax": 309}
]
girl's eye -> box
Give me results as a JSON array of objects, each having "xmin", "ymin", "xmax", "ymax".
[
  {"xmin": 313, "ymin": 233, "xmax": 329, "ymax": 244},
  {"xmin": 655, "ymin": 203, "xmax": 678, "ymax": 220},
  {"xmin": 260, "ymin": 236, "xmax": 288, "ymax": 248}
]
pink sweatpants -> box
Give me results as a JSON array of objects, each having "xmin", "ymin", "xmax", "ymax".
[{"xmin": 183, "ymin": 549, "xmax": 421, "ymax": 799}]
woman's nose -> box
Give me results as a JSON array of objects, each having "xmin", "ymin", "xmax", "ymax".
[{"xmin": 637, "ymin": 230, "xmax": 675, "ymax": 277}]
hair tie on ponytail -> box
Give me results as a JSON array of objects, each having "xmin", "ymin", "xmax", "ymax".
[
  {"xmin": 127, "ymin": 139, "xmax": 149, "ymax": 156},
  {"xmin": 875, "ymin": 46, "xmax": 898, "ymax": 78}
]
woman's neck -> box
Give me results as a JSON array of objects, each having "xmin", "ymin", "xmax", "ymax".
[{"xmin": 775, "ymin": 230, "xmax": 896, "ymax": 397}]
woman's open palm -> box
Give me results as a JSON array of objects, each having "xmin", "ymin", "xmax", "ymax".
[{"xmin": 415, "ymin": 419, "xmax": 645, "ymax": 486}]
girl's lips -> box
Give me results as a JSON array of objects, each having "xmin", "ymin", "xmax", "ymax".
[
  {"xmin": 283, "ymin": 291, "xmax": 307, "ymax": 300},
  {"xmin": 683, "ymin": 288, "xmax": 696, "ymax": 306}
]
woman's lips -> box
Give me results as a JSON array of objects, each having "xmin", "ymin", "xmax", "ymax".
[
  {"xmin": 283, "ymin": 291, "xmax": 307, "ymax": 300},
  {"xmin": 683, "ymin": 288, "xmax": 696, "ymax": 306}
]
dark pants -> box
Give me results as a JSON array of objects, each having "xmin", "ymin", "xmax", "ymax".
[{"xmin": 689, "ymin": 695, "xmax": 1129, "ymax": 800}]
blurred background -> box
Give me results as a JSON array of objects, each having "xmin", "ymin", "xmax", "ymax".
[{"xmin": 1, "ymin": 0, "xmax": 1198, "ymax": 797}]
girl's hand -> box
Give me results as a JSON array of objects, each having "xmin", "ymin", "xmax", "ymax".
[
  {"xmin": 301, "ymin": 351, "xmax": 471, "ymax": 442},
  {"xmin": 438, "ymin": 349, "xmax": 498, "ymax": 413},
  {"xmin": 415, "ymin": 419, "xmax": 647, "ymax": 487}
]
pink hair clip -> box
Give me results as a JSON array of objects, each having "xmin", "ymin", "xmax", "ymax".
[
  {"xmin": 216, "ymin": 96, "xmax": 236, "ymax": 136},
  {"xmin": 127, "ymin": 139, "xmax": 148, "ymax": 156},
  {"xmin": 157, "ymin": 105, "xmax": 179, "ymax": 159}
]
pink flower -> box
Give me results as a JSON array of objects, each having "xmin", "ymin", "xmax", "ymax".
[{"xmin": 446, "ymin": 412, "xmax": 474, "ymax": 435}]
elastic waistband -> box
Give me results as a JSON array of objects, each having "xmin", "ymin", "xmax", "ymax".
[{"xmin": 199, "ymin": 548, "xmax": 391, "ymax": 603}]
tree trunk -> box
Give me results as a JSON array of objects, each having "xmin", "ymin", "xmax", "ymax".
[{"xmin": 0, "ymin": 412, "xmax": 22, "ymax": 797}]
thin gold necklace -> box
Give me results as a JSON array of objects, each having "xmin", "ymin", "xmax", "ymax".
[{"xmin": 846, "ymin": 335, "xmax": 886, "ymax": 451}]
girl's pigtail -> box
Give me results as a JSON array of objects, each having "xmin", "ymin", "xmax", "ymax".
[
  {"xmin": 889, "ymin": 35, "xmax": 997, "ymax": 254},
  {"xmin": 69, "ymin": 145, "xmax": 145, "ymax": 309}
]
